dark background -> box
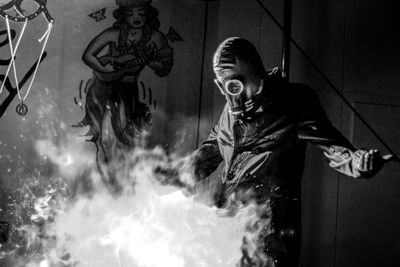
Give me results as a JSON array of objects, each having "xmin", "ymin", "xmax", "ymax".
[
  {"xmin": 188, "ymin": 1, "xmax": 400, "ymax": 266},
  {"xmin": 0, "ymin": 0, "xmax": 399, "ymax": 266}
]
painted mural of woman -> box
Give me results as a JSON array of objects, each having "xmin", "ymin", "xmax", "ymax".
[{"xmin": 75, "ymin": 0, "xmax": 173, "ymax": 146}]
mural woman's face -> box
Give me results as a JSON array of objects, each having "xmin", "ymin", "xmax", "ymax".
[{"xmin": 124, "ymin": 7, "xmax": 147, "ymax": 28}]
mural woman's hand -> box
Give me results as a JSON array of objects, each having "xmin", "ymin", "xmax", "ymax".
[
  {"xmin": 112, "ymin": 57, "xmax": 128, "ymax": 71},
  {"xmin": 145, "ymin": 41, "xmax": 158, "ymax": 62},
  {"xmin": 100, "ymin": 64, "xmax": 115, "ymax": 73},
  {"xmin": 98, "ymin": 56, "xmax": 117, "ymax": 72}
]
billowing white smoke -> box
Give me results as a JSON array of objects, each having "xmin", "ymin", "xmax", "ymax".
[
  {"xmin": 24, "ymin": 135, "xmax": 264, "ymax": 267},
  {"xmin": 34, "ymin": 134, "xmax": 95, "ymax": 180}
]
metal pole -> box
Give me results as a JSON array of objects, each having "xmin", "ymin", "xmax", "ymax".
[
  {"xmin": 256, "ymin": 0, "xmax": 399, "ymax": 161},
  {"xmin": 281, "ymin": 0, "xmax": 293, "ymax": 81}
]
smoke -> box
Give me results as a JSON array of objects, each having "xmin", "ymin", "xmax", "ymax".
[
  {"xmin": 34, "ymin": 134, "xmax": 95, "ymax": 180},
  {"xmin": 0, "ymin": 86, "xmax": 274, "ymax": 266},
  {"xmin": 0, "ymin": 128, "xmax": 270, "ymax": 267}
]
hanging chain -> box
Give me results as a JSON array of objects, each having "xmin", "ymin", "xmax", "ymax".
[
  {"xmin": 20, "ymin": 22, "xmax": 52, "ymax": 102},
  {"xmin": 0, "ymin": 0, "xmax": 54, "ymax": 116},
  {"xmin": 0, "ymin": 16, "xmax": 27, "ymax": 95}
]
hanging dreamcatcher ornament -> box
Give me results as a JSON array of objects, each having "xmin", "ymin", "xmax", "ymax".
[{"xmin": 0, "ymin": 0, "xmax": 54, "ymax": 116}]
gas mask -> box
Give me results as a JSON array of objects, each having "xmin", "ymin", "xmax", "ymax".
[
  {"xmin": 213, "ymin": 37, "xmax": 265, "ymax": 120},
  {"xmin": 214, "ymin": 75, "xmax": 264, "ymax": 119}
]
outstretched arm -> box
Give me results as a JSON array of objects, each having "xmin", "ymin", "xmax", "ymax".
[
  {"xmin": 295, "ymin": 84, "xmax": 391, "ymax": 178},
  {"xmin": 192, "ymin": 126, "xmax": 224, "ymax": 182},
  {"xmin": 153, "ymin": 124, "xmax": 223, "ymax": 192}
]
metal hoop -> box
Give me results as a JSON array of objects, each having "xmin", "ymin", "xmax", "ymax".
[{"xmin": 0, "ymin": 0, "xmax": 54, "ymax": 23}]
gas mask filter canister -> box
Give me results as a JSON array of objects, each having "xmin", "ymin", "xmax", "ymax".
[
  {"xmin": 213, "ymin": 78, "xmax": 244, "ymax": 96},
  {"xmin": 225, "ymin": 79, "xmax": 244, "ymax": 96}
]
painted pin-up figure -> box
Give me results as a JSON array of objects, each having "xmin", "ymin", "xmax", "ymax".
[{"xmin": 75, "ymin": 0, "xmax": 173, "ymax": 146}]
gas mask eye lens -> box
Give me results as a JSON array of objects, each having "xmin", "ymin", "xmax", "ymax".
[{"xmin": 225, "ymin": 79, "xmax": 244, "ymax": 96}]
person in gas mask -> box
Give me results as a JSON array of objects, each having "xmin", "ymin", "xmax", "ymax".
[{"xmin": 190, "ymin": 37, "xmax": 393, "ymax": 267}]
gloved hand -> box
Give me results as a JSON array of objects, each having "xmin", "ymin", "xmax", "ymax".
[
  {"xmin": 154, "ymin": 165, "xmax": 185, "ymax": 187},
  {"xmin": 355, "ymin": 149, "xmax": 395, "ymax": 178},
  {"xmin": 153, "ymin": 160, "xmax": 195, "ymax": 197}
]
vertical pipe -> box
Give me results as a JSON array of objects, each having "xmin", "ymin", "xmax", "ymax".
[
  {"xmin": 196, "ymin": 1, "xmax": 209, "ymax": 148},
  {"xmin": 281, "ymin": 0, "xmax": 293, "ymax": 81}
]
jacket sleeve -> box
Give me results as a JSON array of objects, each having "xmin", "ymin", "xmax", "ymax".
[
  {"xmin": 295, "ymin": 84, "xmax": 368, "ymax": 178},
  {"xmin": 191, "ymin": 124, "xmax": 224, "ymax": 182},
  {"xmin": 192, "ymin": 125, "xmax": 223, "ymax": 181}
]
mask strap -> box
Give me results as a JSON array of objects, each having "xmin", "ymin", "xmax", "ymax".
[
  {"xmin": 255, "ymin": 79, "xmax": 264, "ymax": 95},
  {"xmin": 214, "ymin": 79, "xmax": 225, "ymax": 95}
]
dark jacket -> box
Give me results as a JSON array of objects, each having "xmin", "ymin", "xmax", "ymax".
[{"xmin": 193, "ymin": 70, "xmax": 367, "ymax": 201}]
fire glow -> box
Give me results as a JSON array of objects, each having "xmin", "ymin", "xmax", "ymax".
[{"xmin": 3, "ymin": 134, "xmax": 265, "ymax": 267}]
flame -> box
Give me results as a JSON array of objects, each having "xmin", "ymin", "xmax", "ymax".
[
  {"xmin": 37, "ymin": 152, "xmax": 250, "ymax": 267},
  {"xmin": 2, "ymin": 115, "xmax": 271, "ymax": 266}
]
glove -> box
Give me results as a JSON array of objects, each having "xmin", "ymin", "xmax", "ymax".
[
  {"xmin": 355, "ymin": 149, "xmax": 394, "ymax": 178},
  {"xmin": 154, "ymin": 166, "xmax": 185, "ymax": 187},
  {"xmin": 153, "ymin": 162, "xmax": 195, "ymax": 197}
]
